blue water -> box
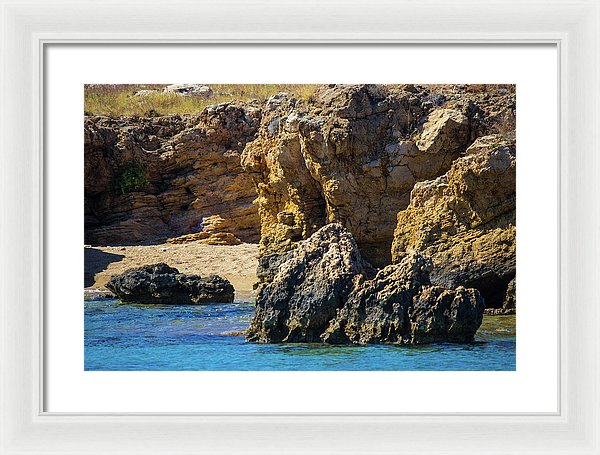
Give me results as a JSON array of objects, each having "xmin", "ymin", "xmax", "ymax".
[{"xmin": 84, "ymin": 298, "xmax": 516, "ymax": 371}]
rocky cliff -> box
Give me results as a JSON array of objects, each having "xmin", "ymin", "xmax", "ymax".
[
  {"xmin": 85, "ymin": 84, "xmax": 516, "ymax": 313},
  {"xmin": 84, "ymin": 102, "xmax": 262, "ymax": 245},
  {"xmin": 391, "ymin": 138, "xmax": 516, "ymax": 308},
  {"xmin": 241, "ymin": 84, "xmax": 515, "ymax": 270}
]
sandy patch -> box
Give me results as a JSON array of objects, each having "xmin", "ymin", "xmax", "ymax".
[{"xmin": 84, "ymin": 242, "xmax": 259, "ymax": 298}]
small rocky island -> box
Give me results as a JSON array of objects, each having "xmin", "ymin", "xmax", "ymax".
[{"xmin": 106, "ymin": 263, "xmax": 235, "ymax": 304}]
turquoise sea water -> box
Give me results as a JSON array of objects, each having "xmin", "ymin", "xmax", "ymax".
[{"xmin": 84, "ymin": 298, "xmax": 516, "ymax": 371}]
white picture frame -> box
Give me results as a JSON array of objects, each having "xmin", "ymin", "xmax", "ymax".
[{"xmin": 1, "ymin": 0, "xmax": 598, "ymax": 453}]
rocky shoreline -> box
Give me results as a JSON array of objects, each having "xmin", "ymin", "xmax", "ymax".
[{"xmin": 85, "ymin": 83, "xmax": 516, "ymax": 345}]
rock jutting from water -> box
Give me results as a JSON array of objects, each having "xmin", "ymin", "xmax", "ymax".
[
  {"xmin": 246, "ymin": 224, "xmax": 484, "ymax": 345},
  {"xmin": 106, "ymin": 263, "xmax": 235, "ymax": 304}
]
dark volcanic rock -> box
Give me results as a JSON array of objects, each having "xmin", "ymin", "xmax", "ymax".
[
  {"xmin": 322, "ymin": 253, "xmax": 432, "ymax": 344},
  {"xmin": 409, "ymin": 286, "xmax": 484, "ymax": 344},
  {"xmin": 323, "ymin": 253, "xmax": 484, "ymax": 344},
  {"xmin": 247, "ymin": 225, "xmax": 484, "ymax": 345},
  {"xmin": 106, "ymin": 263, "xmax": 234, "ymax": 304},
  {"xmin": 255, "ymin": 251, "xmax": 293, "ymax": 284},
  {"xmin": 246, "ymin": 224, "xmax": 372, "ymax": 343}
]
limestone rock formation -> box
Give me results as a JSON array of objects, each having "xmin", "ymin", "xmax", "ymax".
[
  {"xmin": 246, "ymin": 224, "xmax": 372, "ymax": 343},
  {"xmin": 391, "ymin": 141, "xmax": 516, "ymax": 308},
  {"xmin": 106, "ymin": 263, "xmax": 235, "ymax": 304},
  {"xmin": 85, "ymin": 102, "xmax": 261, "ymax": 245},
  {"xmin": 242, "ymin": 84, "xmax": 514, "ymax": 270},
  {"xmin": 166, "ymin": 231, "xmax": 242, "ymax": 245},
  {"xmin": 247, "ymin": 225, "xmax": 484, "ymax": 344}
]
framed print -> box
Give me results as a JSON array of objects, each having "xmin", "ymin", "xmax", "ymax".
[{"xmin": 1, "ymin": 0, "xmax": 599, "ymax": 454}]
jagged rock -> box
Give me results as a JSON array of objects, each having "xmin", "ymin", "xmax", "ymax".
[
  {"xmin": 246, "ymin": 224, "xmax": 372, "ymax": 343},
  {"xmin": 106, "ymin": 263, "xmax": 234, "ymax": 304},
  {"xmin": 322, "ymin": 252, "xmax": 432, "ymax": 344},
  {"xmin": 416, "ymin": 108, "xmax": 469, "ymax": 154},
  {"xmin": 464, "ymin": 133, "xmax": 512, "ymax": 155},
  {"xmin": 391, "ymin": 144, "xmax": 516, "ymax": 308},
  {"xmin": 247, "ymin": 225, "xmax": 484, "ymax": 345},
  {"xmin": 322, "ymin": 253, "xmax": 484, "ymax": 344},
  {"xmin": 409, "ymin": 286, "xmax": 484, "ymax": 344},
  {"xmin": 84, "ymin": 102, "xmax": 261, "ymax": 245},
  {"xmin": 255, "ymin": 251, "xmax": 293, "ymax": 284},
  {"xmin": 242, "ymin": 84, "xmax": 513, "ymax": 268}
]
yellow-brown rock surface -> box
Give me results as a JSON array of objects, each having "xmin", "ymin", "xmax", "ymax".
[
  {"xmin": 84, "ymin": 102, "xmax": 261, "ymax": 245},
  {"xmin": 241, "ymin": 85, "xmax": 485, "ymax": 267},
  {"xmin": 391, "ymin": 139, "xmax": 516, "ymax": 308}
]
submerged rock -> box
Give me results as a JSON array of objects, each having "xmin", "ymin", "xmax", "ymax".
[
  {"xmin": 247, "ymin": 225, "xmax": 484, "ymax": 345},
  {"xmin": 106, "ymin": 263, "xmax": 234, "ymax": 304}
]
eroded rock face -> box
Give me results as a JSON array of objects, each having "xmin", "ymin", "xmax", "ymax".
[
  {"xmin": 322, "ymin": 253, "xmax": 484, "ymax": 344},
  {"xmin": 247, "ymin": 225, "xmax": 484, "ymax": 344},
  {"xmin": 322, "ymin": 252, "xmax": 432, "ymax": 344},
  {"xmin": 409, "ymin": 286, "xmax": 484, "ymax": 344},
  {"xmin": 246, "ymin": 224, "xmax": 372, "ymax": 343},
  {"xmin": 242, "ymin": 84, "xmax": 514, "ymax": 269},
  {"xmin": 84, "ymin": 102, "xmax": 261, "ymax": 245},
  {"xmin": 106, "ymin": 263, "xmax": 235, "ymax": 304},
  {"xmin": 391, "ymin": 141, "xmax": 516, "ymax": 308}
]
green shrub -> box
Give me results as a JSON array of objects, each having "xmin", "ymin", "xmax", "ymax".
[{"xmin": 112, "ymin": 162, "xmax": 149, "ymax": 194}]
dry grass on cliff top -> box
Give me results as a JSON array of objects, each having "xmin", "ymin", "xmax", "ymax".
[{"xmin": 84, "ymin": 84, "xmax": 319, "ymax": 117}]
